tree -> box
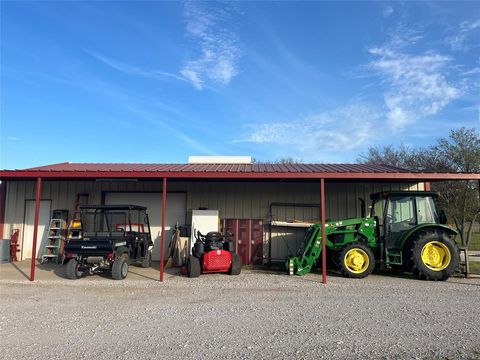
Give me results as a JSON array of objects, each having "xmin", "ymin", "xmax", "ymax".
[
  {"xmin": 429, "ymin": 128, "xmax": 480, "ymax": 247},
  {"xmin": 358, "ymin": 127, "xmax": 480, "ymax": 247},
  {"xmin": 357, "ymin": 144, "xmax": 425, "ymax": 170},
  {"xmin": 252, "ymin": 157, "xmax": 303, "ymax": 164}
]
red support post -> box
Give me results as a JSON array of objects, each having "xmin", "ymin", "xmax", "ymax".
[
  {"xmin": 30, "ymin": 177, "xmax": 42, "ymax": 281},
  {"xmin": 0, "ymin": 181, "xmax": 6, "ymax": 239},
  {"xmin": 320, "ymin": 178, "xmax": 327, "ymax": 284},
  {"xmin": 160, "ymin": 177, "xmax": 167, "ymax": 282}
]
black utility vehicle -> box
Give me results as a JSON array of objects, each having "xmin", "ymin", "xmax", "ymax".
[{"xmin": 64, "ymin": 205, "xmax": 153, "ymax": 280}]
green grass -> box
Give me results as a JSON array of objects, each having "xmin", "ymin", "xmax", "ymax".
[
  {"xmin": 467, "ymin": 261, "xmax": 480, "ymax": 275},
  {"xmin": 467, "ymin": 232, "xmax": 480, "ymax": 251}
]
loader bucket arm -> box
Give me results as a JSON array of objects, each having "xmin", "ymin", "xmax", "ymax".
[
  {"xmin": 286, "ymin": 217, "xmax": 376, "ymax": 276},
  {"xmin": 287, "ymin": 226, "xmax": 322, "ymax": 276}
]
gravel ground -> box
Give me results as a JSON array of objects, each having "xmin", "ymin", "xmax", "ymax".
[{"xmin": 1, "ymin": 270, "xmax": 479, "ymax": 360}]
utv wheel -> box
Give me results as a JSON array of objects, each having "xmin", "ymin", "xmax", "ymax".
[
  {"xmin": 229, "ymin": 253, "xmax": 242, "ymax": 275},
  {"xmin": 66, "ymin": 259, "xmax": 83, "ymax": 279},
  {"xmin": 338, "ymin": 243, "xmax": 375, "ymax": 279},
  {"xmin": 409, "ymin": 230, "xmax": 459, "ymax": 281},
  {"xmin": 187, "ymin": 256, "xmax": 201, "ymax": 278},
  {"xmin": 141, "ymin": 251, "xmax": 152, "ymax": 268},
  {"xmin": 112, "ymin": 256, "xmax": 128, "ymax": 280}
]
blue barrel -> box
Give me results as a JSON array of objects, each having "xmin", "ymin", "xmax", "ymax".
[{"xmin": 0, "ymin": 239, "xmax": 10, "ymax": 263}]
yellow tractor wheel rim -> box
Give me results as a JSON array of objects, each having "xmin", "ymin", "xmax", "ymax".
[
  {"xmin": 344, "ymin": 248, "xmax": 369, "ymax": 274},
  {"xmin": 421, "ymin": 241, "xmax": 451, "ymax": 271}
]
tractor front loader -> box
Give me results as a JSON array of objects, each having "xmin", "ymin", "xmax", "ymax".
[{"xmin": 287, "ymin": 191, "xmax": 460, "ymax": 281}]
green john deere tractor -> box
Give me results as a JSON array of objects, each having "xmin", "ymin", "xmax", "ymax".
[{"xmin": 286, "ymin": 191, "xmax": 460, "ymax": 281}]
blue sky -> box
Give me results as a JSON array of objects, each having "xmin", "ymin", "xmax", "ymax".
[{"xmin": 1, "ymin": 1, "xmax": 479, "ymax": 169}]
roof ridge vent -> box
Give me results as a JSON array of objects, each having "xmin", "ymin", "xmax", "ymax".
[{"xmin": 188, "ymin": 156, "xmax": 252, "ymax": 164}]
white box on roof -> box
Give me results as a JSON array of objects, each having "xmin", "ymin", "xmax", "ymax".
[{"xmin": 188, "ymin": 156, "xmax": 252, "ymax": 164}]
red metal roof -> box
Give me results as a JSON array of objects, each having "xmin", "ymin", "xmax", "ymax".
[
  {"xmin": 1, "ymin": 162, "xmax": 478, "ymax": 181},
  {"xmin": 23, "ymin": 162, "xmax": 407, "ymax": 173}
]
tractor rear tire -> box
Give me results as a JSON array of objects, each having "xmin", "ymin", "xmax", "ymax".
[
  {"xmin": 112, "ymin": 256, "xmax": 128, "ymax": 280},
  {"xmin": 187, "ymin": 256, "xmax": 201, "ymax": 278},
  {"xmin": 229, "ymin": 253, "xmax": 242, "ymax": 275},
  {"xmin": 408, "ymin": 230, "xmax": 459, "ymax": 281},
  {"xmin": 338, "ymin": 242, "xmax": 375, "ymax": 279},
  {"xmin": 66, "ymin": 259, "xmax": 83, "ymax": 279}
]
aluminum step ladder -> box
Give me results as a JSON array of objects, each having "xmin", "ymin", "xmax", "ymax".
[{"xmin": 41, "ymin": 218, "xmax": 67, "ymax": 264}]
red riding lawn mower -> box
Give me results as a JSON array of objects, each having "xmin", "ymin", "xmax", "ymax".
[{"xmin": 186, "ymin": 231, "xmax": 242, "ymax": 278}]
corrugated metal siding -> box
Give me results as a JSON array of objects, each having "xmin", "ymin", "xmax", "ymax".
[{"xmin": 2, "ymin": 180, "xmax": 424, "ymax": 261}]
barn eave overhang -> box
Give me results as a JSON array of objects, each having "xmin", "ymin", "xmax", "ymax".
[{"xmin": 0, "ymin": 170, "xmax": 478, "ymax": 181}]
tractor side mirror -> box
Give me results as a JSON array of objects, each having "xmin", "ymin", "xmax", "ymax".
[{"xmin": 439, "ymin": 210, "xmax": 447, "ymax": 225}]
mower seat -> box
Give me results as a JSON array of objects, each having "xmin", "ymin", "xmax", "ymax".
[{"xmin": 205, "ymin": 232, "xmax": 223, "ymax": 242}]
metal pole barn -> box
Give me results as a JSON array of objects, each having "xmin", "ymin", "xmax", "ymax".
[
  {"xmin": 160, "ymin": 177, "xmax": 167, "ymax": 282},
  {"xmin": 320, "ymin": 178, "xmax": 327, "ymax": 284},
  {"xmin": 30, "ymin": 177, "xmax": 42, "ymax": 281}
]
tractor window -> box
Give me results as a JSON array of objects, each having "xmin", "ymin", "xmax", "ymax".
[
  {"xmin": 388, "ymin": 196, "xmax": 416, "ymax": 233},
  {"xmin": 372, "ymin": 200, "xmax": 386, "ymax": 225},
  {"xmin": 371, "ymin": 199, "xmax": 387, "ymax": 237},
  {"xmin": 416, "ymin": 196, "xmax": 437, "ymax": 224}
]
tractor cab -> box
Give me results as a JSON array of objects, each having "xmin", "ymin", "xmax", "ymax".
[
  {"xmin": 371, "ymin": 192, "xmax": 441, "ymax": 240},
  {"xmin": 369, "ymin": 191, "xmax": 451, "ymax": 265}
]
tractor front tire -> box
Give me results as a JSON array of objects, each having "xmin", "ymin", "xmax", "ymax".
[
  {"xmin": 66, "ymin": 259, "xmax": 83, "ymax": 279},
  {"xmin": 338, "ymin": 242, "xmax": 375, "ymax": 279},
  {"xmin": 409, "ymin": 230, "xmax": 459, "ymax": 281},
  {"xmin": 229, "ymin": 253, "xmax": 242, "ymax": 275},
  {"xmin": 187, "ymin": 256, "xmax": 201, "ymax": 278},
  {"xmin": 112, "ymin": 256, "xmax": 129, "ymax": 280}
]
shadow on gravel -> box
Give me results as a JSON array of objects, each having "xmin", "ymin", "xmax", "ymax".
[
  {"xmin": 10, "ymin": 262, "xmax": 30, "ymax": 280},
  {"xmin": 35, "ymin": 262, "xmax": 69, "ymax": 279},
  {"xmin": 127, "ymin": 269, "xmax": 158, "ymax": 281},
  {"xmin": 446, "ymin": 281, "xmax": 480, "ymax": 287},
  {"xmin": 372, "ymin": 269, "xmax": 416, "ymax": 280}
]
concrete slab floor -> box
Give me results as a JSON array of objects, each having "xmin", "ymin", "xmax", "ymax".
[{"xmin": 0, "ymin": 260, "xmax": 179, "ymax": 282}]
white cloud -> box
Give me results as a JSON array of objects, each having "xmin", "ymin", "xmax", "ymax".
[
  {"xmin": 445, "ymin": 19, "xmax": 480, "ymax": 51},
  {"xmin": 383, "ymin": 5, "xmax": 394, "ymax": 18},
  {"xmin": 86, "ymin": 2, "xmax": 242, "ymax": 91},
  {"xmin": 86, "ymin": 50, "xmax": 185, "ymax": 82},
  {"xmin": 368, "ymin": 37, "xmax": 460, "ymax": 129},
  {"xmin": 385, "ymin": 24, "xmax": 424, "ymax": 50},
  {"xmin": 122, "ymin": 105, "xmax": 216, "ymax": 155},
  {"xmin": 464, "ymin": 67, "xmax": 480, "ymax": 78},
  {"xmin": 180, "ymin": 1, "xmax": 241, "ymax": 90},
  {"xmin": 235, "ymin": 103, "xmax": 379, "ymax": 154}
]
